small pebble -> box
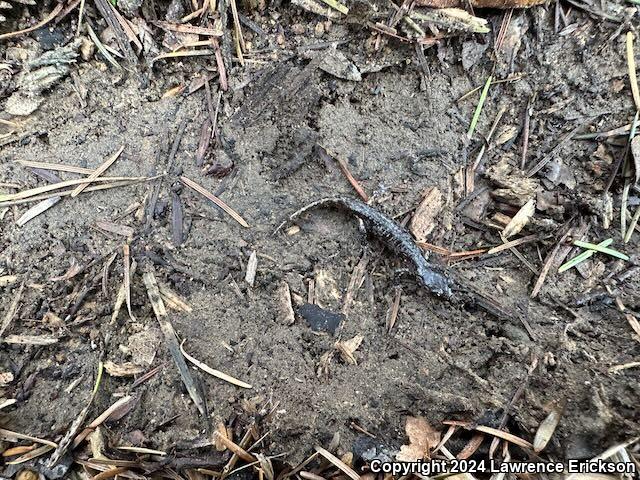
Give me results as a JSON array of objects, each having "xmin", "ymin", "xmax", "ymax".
[{"xmin": 291, "ymin": 24, "xmax": 305, "ymax": 35}]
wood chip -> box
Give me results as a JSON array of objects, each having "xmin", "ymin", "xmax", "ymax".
[
  {"xmin": 276, "ymin": 281, "xmax": 296, "ymax": 325},
  {"xmin": 342, "ymin": 254, "xmax": 368, "ymax": 316},
  {"xmin": 410, "ymin": 187, "xmax": 444, "ymax": 242},
  {"xmin": 95, "ymin": 221, "xmax": 135, "ymax": 237},
  {"xmin": 0, "ymin": 282, "xmax": 24, "ymax": 339},
  {"xmin": 245, "ymin": 250, "xmax": 258, "ymax": 287},
  {"xmin": 2, "ymin": 334, "xmax": 58, "ymax": 345},
  {"xmin": 625, "ymin": 313, "xmax": 640, "ymax": 343},
  {"xmin": 502, "ymin": 198, "xmax": 535, "ymax": 239},
  {"xmin": 335, "ymin": 334, "xmax": 364, "ymax": 365},
  {"xmin": 103, "ymin": 361, "xmax": 145, "ymax": 377},
  {"xmin": 386, "ymin": 287, "xmax": 402, "ymax": 333}
]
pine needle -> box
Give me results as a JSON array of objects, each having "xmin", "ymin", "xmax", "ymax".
[
  {"xmin": 180, "ymin": 175, "xmax": 249, "ymax": 227},
  {"xmin": 317, "ymin": 0, "xmax": 349, "ymax": 14},
  {"xmin": 71, "ymin": 146, "xmax": 124, "ymax": 197},
  {"xmin": 627, "ymin": 32, "xmax": 640, "ymax": 112},
  {"xmin": 625, "ymin": 205, "xmax": 640, "ymax": 243},
  {"xmin": 180, "ymin": 340, "xmax": 252, "ymax": 389},
  {"xmin": 467, "ymin": 75, "xmax": 492, "ymax": 139}
]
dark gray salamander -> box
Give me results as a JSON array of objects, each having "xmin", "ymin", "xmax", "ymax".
[{"xmin": 275, "ymin": 196, "xmax": 455, "ymax": 298}]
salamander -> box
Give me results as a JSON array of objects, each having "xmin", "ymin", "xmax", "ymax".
[{"xmin": 275, "ymin": 196, "xmax": 454, "ymax": 298}]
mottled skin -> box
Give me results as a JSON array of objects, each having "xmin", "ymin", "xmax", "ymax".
[{"xmin": 277, "ymin": 196, "xmax": 455, "ymax": 298}]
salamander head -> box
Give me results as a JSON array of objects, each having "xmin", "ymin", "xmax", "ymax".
[{"xmin": 416, "ymin": 265, "xmax": 454, "ymax": 299}]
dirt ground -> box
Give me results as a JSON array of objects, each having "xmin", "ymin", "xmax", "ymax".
[{"xmin": 1, "ymin": 0, "xmax": 640, "ymax": 478}]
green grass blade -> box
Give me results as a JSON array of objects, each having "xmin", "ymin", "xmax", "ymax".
[
  {"xmin": 467, "ymin": 75, "xmax": 492, "ymax": 139},
  {"xmin": 558, "ymin": 238, "xmax": 613, "ymax": 273},
  {"xmin": 573, "ymin": 240, "xmax": 629, "ymax": 261}
]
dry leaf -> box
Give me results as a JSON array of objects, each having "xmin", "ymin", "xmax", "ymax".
[
  {"xmin": 88, "ymin": 427, "xmax": 107, "ymax": 460},
  {"xmin": 335, "ymin": 335, "xmax": 364, "ymax": 365},
  {"xmin": 495, "ymin": 126, "xmax": 519, "ymax": 146},
  {"xmin": 410, "ymin": 187, "xmax": 444, "ymax": 242},
  {"xmin": 105, "ymin": 396, "xmax": 137, "ymax": 422},
  {"xmin": 502, "ymin": 198, "xmax": 535, "ymax": 238},
  {"xmin": 2, "ymin": 445, "xmax": 37, "ymax": 457},
  {"xmin": 396, "ymin": 416, "xmax": 441, "ymax": 461},
  {"xmin": 534, "ymin": 407, "xmax": 563, "ymax": 452},
  {"xmin": 42, "ymin": 312, "xmax": 64, "ymax": 329},
  {"xmin": 593, "ymin": 143, "xmax": 613, "ymax": 163},
  {"xmin": 50, "ymin": 260, "xmax": 82, "ymax": 281},
  {"xmin": 341, "ymin": 452, "xmax": 354, "ymax": 468}
]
